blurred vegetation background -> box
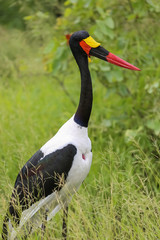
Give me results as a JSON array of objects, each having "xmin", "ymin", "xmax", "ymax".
[{"xmin": 0, "ymin": 0, "xmax": 160, "ymax": 239}]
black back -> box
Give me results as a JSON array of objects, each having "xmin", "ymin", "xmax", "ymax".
[{"xmin": 8, "ymin": 144, "xmax": 77, "ymax": 224}]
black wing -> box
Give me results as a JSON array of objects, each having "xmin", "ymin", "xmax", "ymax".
[{"xmin": 9, "ymin": 144, "xmax": 77, "ymax": 224}]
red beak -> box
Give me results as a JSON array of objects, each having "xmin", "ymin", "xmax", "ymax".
[
  {"xmin": 88, "ymin": 45, "xmax": 140, "ymax": 71},
  {"xmin": 106, "ymin": 52, "xmax": 140, "ymax": 71}
]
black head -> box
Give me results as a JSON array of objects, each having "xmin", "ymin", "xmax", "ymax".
[
  {"xmin": 69, "ymin": 30, "xmax": 89, "ymax": 47},
  {"xmin": 69, "ymin": 30, "xmax": 141, "ymax": 71},
  {"xmin": 69, "ymin": 31, "xmax": 91, "ymax": 65}
]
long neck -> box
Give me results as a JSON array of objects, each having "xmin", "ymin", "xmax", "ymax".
[{"xmin": 74, "ymin": 54, "xmax": 93, "ymax": 127}]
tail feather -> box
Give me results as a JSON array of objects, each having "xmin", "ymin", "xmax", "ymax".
[
  {"xmin": 2, "ymin": 186, "xmax": 72, "ymax": 239},
  {"xmin": 7, "ymin": 192, "xmax": 60, "ymax": 239}
]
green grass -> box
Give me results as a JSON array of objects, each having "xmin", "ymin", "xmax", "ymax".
[{"xmin": 0, "ymin": 27, "xmax": 160, "ymax": 239}]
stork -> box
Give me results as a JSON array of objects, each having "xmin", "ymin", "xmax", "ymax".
[{"xmin": 2, "ymin": 30, "xmax": 140, "ymax": 240}]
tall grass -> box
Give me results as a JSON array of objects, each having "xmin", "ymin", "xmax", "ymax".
[{"xmin": 0, "ymin": 27, "xmax": 159, "ymax": 239}]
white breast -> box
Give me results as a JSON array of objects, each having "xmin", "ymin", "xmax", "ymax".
[{"xmin": 41, "ymin": 115, "xmax": 92, "ymax": 191}]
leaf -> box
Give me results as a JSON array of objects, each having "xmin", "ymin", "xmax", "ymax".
[
  {"xmin": 106, "ymin": 70, "xmax": 123, "ymax": 83},
  {"xmin": 113, "ymin": 70, "xmax": 123, "ymax": 82},
  {"xmin": 23, "ymin": 15, "xmax": 35, "ymax": 21},
  {"xmin": 103, "ymin": 27, "xmax": 115, "ymax": 40},
  {"xmin": 52, "ymin": 59, "xmax": 61, "ymax": 74},
  {"xmin": 96, "ymin": 20, "xmax": 115, "ymax": 39},
  {"xmin": 106, "ymin": 87, "xmax": 116, "ymax": 98},
  {"xmin": 94, "ymin": 29, "xmax": 104, "ymax": 40},
  {"xmin": 96, "ymin": 20, "xmax": 107, "ymax": 33},
  {"xmin": 96, "ymin": 6, "xmax": 105, "ymax": 16},
  {"xmin": 84, "ymin": 0, "xmax": 92, "ymax": 8},
  {"xmin": 36, "ymin": 11, "xmax": 48, "ymax": 19},
  {"xmin": 64, "ymin": 8, "xmax": 72, "ymax": 17},
  {"xmin": 118, "ymin": 84, "xmax": 130, "ymax": 97},
  {"xmin": 99, "ymin": 64, "xmax": 111, "ymax": 72},
  {"xmin": 105, "ymin": 17, "xmax": 115, "ymax": 29},
  {"xmin": 43, "ymin": 41, "xmax": 55, "ymax": 54},
  {"xmin": 106, "ymin": 72, "xmax": 114, "ymax": 83},
  {"xmin": 56, "ymin": 46, "xmax": 66, "ymax": 59},
  {"xmin": 146, "ymin": 119, "xmax": 160, "ymax": 135}
]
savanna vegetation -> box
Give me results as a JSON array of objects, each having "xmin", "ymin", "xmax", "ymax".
[{"xmin": 0, "ymin": 0, "xmax": 160, "ymax": 239}]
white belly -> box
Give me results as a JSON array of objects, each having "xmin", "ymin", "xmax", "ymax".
[{"xmin": 66, "ymin": 149, "xmax": 92, "ymax": 189}]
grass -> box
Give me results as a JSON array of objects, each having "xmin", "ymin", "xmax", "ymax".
[{"xmin": 0, "ymin": 26, "xmax": 160, "ymax": 239}]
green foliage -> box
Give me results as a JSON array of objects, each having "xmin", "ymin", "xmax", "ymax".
[
  {"xmin": 0, "ymin": 0, "xmax": 25, "ymax": 29},
  {"xmin": 42, "ymin": 0, "xmax": 160, "ymax": 139},
  {"xmin": 0, "ymin": 0, "xmax": 65, "ymax": 29},
  {"xmin": 0, "ymin": 0, "xmax": 160, "ymax": 239}
]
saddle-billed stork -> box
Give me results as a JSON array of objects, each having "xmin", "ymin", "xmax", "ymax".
[{"xmin": 2, "ymin": 30, "xmax": 140, "ymax": 240}]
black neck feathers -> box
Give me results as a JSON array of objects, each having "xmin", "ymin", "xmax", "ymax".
[{"xmin": 71, "ymin": 47, "xmax": 93, "ymax": 127}]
